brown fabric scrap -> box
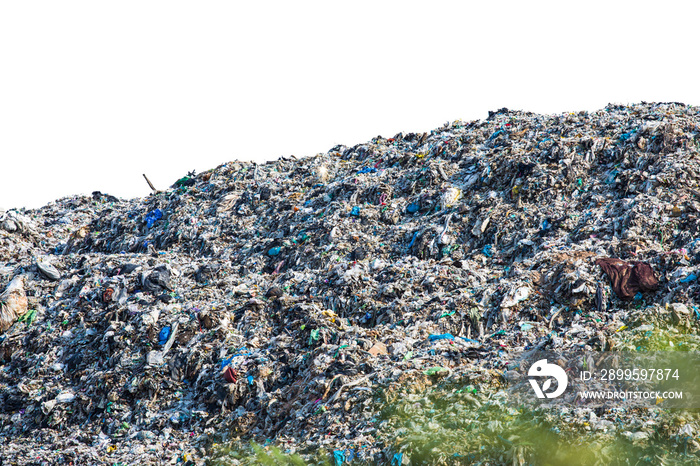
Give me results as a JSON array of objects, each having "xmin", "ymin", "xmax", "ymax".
[{"xmin": 594, "ymin": 258, "xmax": 659, "ymax": 301}]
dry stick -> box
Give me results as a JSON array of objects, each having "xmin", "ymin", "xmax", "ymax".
[
  {"xmin": 328, "ymin": 373, "xmax": 374, "ymax": 404},
  {"xmin": 143, "ymin": 174, "xmax": 157, "ymax": 192},
  {"xmin": 549, "ymin": 308, "xmax": 563, "ymax": 329},
  {"xmin": 322, "ymin": 374, "xmax": 343, "ymax": 400}
]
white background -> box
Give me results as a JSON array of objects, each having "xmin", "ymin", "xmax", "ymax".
[{"xmin": 1, "ymin": 1, "xmax": 698, "ymax": 209}]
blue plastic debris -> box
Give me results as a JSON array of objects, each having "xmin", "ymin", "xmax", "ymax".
[
  {"xmin": 333, "ymin": 450, "xmax": 346, "ymax": 466},
  {"xmin": 350, "ymin": 206, "xmax": 361, "ymax": 216},
  {"xmin": 391, "ymin": 453, "xmax": 404, "ymax": 466},
  {"xmin": 357, "ymin": 166, "xmax": 377, "ymax": 174},
  {"xmin": 145, "ymin": 209, "xmax": 163, "ymax": 228},
  {"xmin": 619, "ymin": 129, "xmax": 637, "ymax": 141},
  {"xmin": 606, "ymin": 169, "xmax": 619, "ymax": 184},
  {"xmin": 407, "ymin": 231, "xmax": 419, "ymax": 249},
  {"xmin": 429, "ymin": 333, "xmax": 454, "ymax": 341},
  {"xmin": 488, "ymin": 129, "xmax": 505, "ymax": 141},
  {"xmin": 458, "ymin": 336, "xmax": 480, "ymax": 344},
  {"xmin": 247, "ymin": 375, "xmax": 254, "ymax": 385},
  {"xmin": 406, "ymin": 203, "xmax": 419, "ymax": 214},
  {"xmin": 483, "ymin": 244, "xmax": 493, "ymax": 257},
  {"xmin": 681, "ymin": 273, "xmax": 697, "ymax": 283},
  {"xmin": 268, "ymin": 246, "xmax": 281, "ymax": 256},
  {"xmin": 219, "ymin": 355, "xmax": 235, "ymax": 370},
  {"xmin": 218, "ymin": 350, "xmax": 254, "ymax": 370},
  {"xmin": 158, "ymin": 326, "xmax": 171, "ymax": 345}
]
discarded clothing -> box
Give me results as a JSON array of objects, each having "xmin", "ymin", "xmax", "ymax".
[{"xmin": 594, "ymin": 258, "xmax": 659, "ymax": 301}]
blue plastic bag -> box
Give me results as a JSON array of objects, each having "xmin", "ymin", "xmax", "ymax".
[
  {"xmin": 429, "ymin": 333, "xmax": 454, "ymax": 341},
  {"xmin": 333, "ymin": 450, "xmax": 346, "ymax": 466},
  {"xmin": 145, "ymin": 209, "xmax": 163, "ymax": 228},
  {"xmin": 158, "ymin": 326, "xmax": 171, "ymax": 345}
]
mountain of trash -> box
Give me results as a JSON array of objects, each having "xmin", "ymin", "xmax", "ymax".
[{"xmin": 1, "ymin": 101, "xmax": 700, "ymax": 464}]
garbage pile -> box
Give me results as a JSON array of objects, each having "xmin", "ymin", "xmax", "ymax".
[{"xmin": 1, "ymin": 101, "xmax": 700, "ymax": 464}]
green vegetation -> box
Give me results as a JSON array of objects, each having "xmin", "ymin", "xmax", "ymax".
[
  {"xmin": 207, "ymin": 442, "xmax": 324, "ymax": 466},
  {"xmin": 208, "ymin": 377, "xmax": 700, "ymax": 465}
]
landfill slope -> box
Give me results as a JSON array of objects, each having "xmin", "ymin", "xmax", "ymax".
[{"xmin": 1, "ymin": 102, "xmax": 700, "ymax": 464}]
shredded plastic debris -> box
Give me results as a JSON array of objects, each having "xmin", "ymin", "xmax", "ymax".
[{"xmin": 1, "ymin": 102, "xmax": 700, "ymax": 464}]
